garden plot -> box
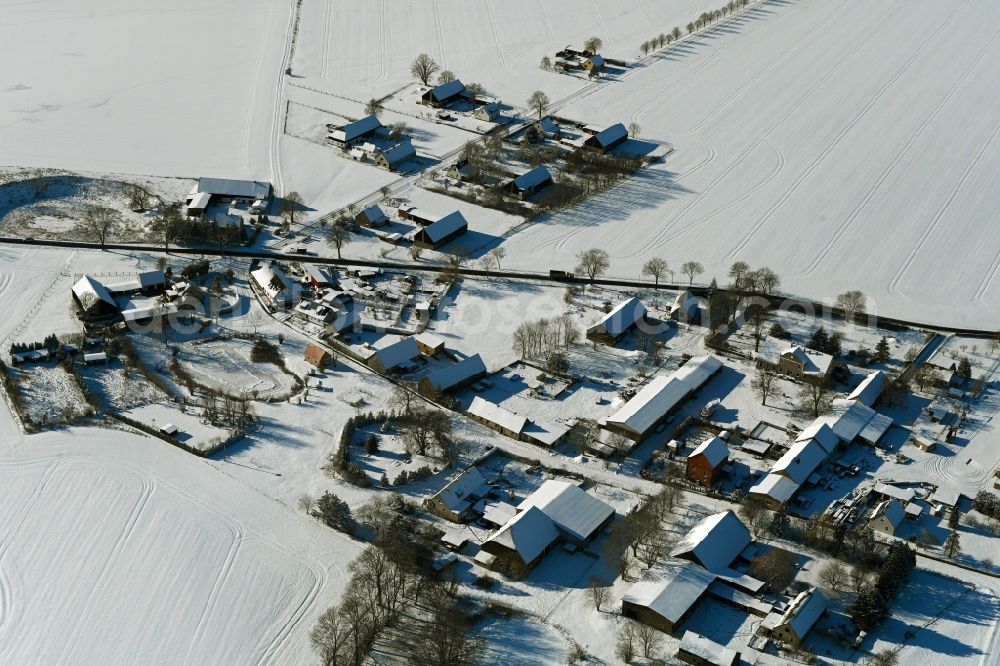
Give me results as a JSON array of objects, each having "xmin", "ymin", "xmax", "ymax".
[
  {"xmin": 347, "ymin": 420, "xmax": 443, "ymax": 487},
  {"xmin": 9, "ymin": 365, "xmax": 91, "ymax": 428},
  {"xmin": 119, "ymin": 403, "xmax": 230, "ymax": 454},
  {"xmin": 174, "ymin": 338, "xmax": 298, "ymax": 400},
  {"xmin": 80, "ymin": 364, "xmax": 168, "ymax": 411}
]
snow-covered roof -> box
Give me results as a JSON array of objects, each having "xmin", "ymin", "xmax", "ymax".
[
  {"xmin": 538, "ymin": 117, "xmax": 560, "ymax": 134},
  {"xmin": 486, "ymin": 505, "xmax": 559, "ymax": 564},
  {"xmin": 848, "ymin": 370, "xmax": 887, "ymax": 406},
  {"xmin": 357, "ymin": 204, "xmax": 388, "ymax": 224},
  {"xmin": 771, "ymin": 438, "xmax": 827, "ymax": 485},
  {"xmin": 588, "ymin": 297, "xmax": 646, "ymax": 339},
  {"xmin": 931, "ymin": 488, "xmax": 961, "ymax": 507},
  {"xmin": 468, "ymin": 396, "xmax": 527, "ymax": 435},
  {"xmin": 333, "ymin": 114, "xmax": 381, "ymax": 142},
  {"xmin": 121, "ymin": 302, "xmax": 177, "ymax": 323},
  {"xmin": 829, "ymin": 399, "xmax": 891, "ymax": 443},
  {"xmin": 794, "ymin": 421, "xmax": 839, "ymax": 454},
  {"xmin": 378, "ymin": 141, "xmax": 416, "ymax": 165},
  {"xmin": 873, "ymin": 481, "xmax": 917, "ymax": 503},
  {"xmin": 423, "ymin": 354, "xmax": 487, "ymax": 393},
  {"xmin": 749, "ymin": 473, "xmax": 799, "ymax": 504},
  {"xmin": 621, "ymin": 559, "xmax": 715, "ymax": 624},
  {"xmin": 250, "ymin": 262, "xmax": 295, "ymax": 304},
  {"xmin": 433, "ymin": 467, "xmax": 491, "ymax": 514},
  {"xmin": 303, "ymin": 265, "xmax": 332, "ymax": 285},
  {"xmin": 511, "ymin": 166, "xmax": 552, "ymax": 191},
  {"xmin": 372, "ymin": 336, "xmax": 421, "ymax": 371},
  {"xmin": 419, "ymin": 210, "xmax": 468, "ymax": 243},
  {"xmin": 587, "ymin": 54, "xmax": 605, "ymax": 68},
  {"xmin": 859, "ymin": 412, "xmax": 893, "ymax": 445},
  {"xmin": 415, "ymin": 332, "xmax": 445, "ymax": 350},
  {"xmin": 482, "ymin": 501, "xmax": 517, "ymax": 526},
  {"xmin": 522, "ymin": 420, "xmax": 570, "ymax": 447},
  {"xmin": 671, "ymin": 510, "xmax": 751, "ymax": 572},
  {"xmin": 72, "ymin": 275, "xmax": 117, "ymax": 313},
  {"xmin": 197, "ymin": 177, "xmax": 270, "ymax": 200},
  {"xmin": 778, "ymin": 588, "xmax": 827, "ymax": 640},
  {"xmin": 517, "ymin": 480, "xmax": 614, "ymax": 543},
  {"xmin": 756, "ymin": 337, "xmax": 833, "ymax": 376},
  {"xmin": 688, "ymin": 436, "xmax": 729, "ymax": 468},
  {"xmin": 678, "ymin": 631, "xmax": 740, "ymax": 666},
  {"xmin": 589, "ymin": 122, "xmax": 627, "ymax": 148},
  {"xmin": 426, "ymin": 78, "xmax": 466, "ymax": 101},
  {"xmin": 871, "ymin": 499, "xmax": 905, "ymax": 530},
  {"xmin": 187, "ymin": 191, "xmax": 212, "ymax": 209},
  {"xmin": 606, "ymin": 355, "xmax": 722, "ymax": 437}
]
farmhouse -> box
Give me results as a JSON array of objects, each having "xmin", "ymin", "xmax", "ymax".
[
  {"xmin": 767, "ymin": 588, "xmax": 827, "ymax": 649},
  {"xmin": 480, "ymin": 506, "xmax": 560, "ymax": 572},
  {"xmin": 621, "ymin": 559, "xmax": 716, "ymax": 634},
  {"xmin": 848, "ymin": 370, "xmax": 887, "ymax": 406},
  {"xmin": 423, "ymin": 466, "xmax": 492, "ymax": 523},
  {"xmin": 771, "ymin": 438, "xmax": 829, "ymax": 486},
  {"xmin": 755, "ymin": 336, "xmax": 834, "ymax": 384},
  {"xmin": 373, "ymin": 142, "xmax": 416, "ymax": 171},
  {"xmin": 328, "ymin": 114, "xmax": 382, "ymax": 148},
  {"xmin": 190, "ymin": 177, "xmax": 272, "ymax": 208},
  {"xmin": 669, "ymin": 290, "xmax": 701, "ymax": 323},
  {"xmin": 516, "ymin": 480, "xmax": 615, "ymax": 546},
  {"xmin": 586, "ymin": 297, "xmax": 647, "ymax": 344},
  {"xmin": 748, "ymin": 473, "xmax": 800, "ymax": 510},
  {"xmin": 473, "ymin": 101, "xmax": 501, "ymax": 122},
  {"xmin": 413, "ymin": 210, "xmax": 468, "ymax": 249},
  {"xmin": 605, "ymin": 355, "xmax": 723, "ymax": 441},
  {"xmin": 446, "ymin": 159, "xmax": 475, "ymax": 182},
  {"xmin": 366, "ymin": 336, "xmax": 421, "ymax": 374},
  {"xmin": 671, "ymin": 511, "xmax": 751, "ymax": 573},
  {"xmin": 303, "ymin": 343, "xmax": 330, "ymax": 369},
  {"xmin": 467, "ymin": 396, "xmax": 527, "ymax": 438},
  {"xmin": 356, "ymin": 204, "xmax": 389, "ymax": 228},
  {"xmin": 250, "ymin": 262, "xmax": 298, "ymax": 308},
  {"xmin": 418, "ymin": 354, "xmax": 487, "ymax": 399},
  {"xmin": 869, "ymin": 499, "xmax": 905, "ymax": 536},
  {"xmin": 421, "ymin": 79, "xmax": 466, "ymax": 107},
  {"xmin": 583, "ymin": 53, "xmax": 605, "ymax": 72},
  {"xmin": 506, "ymin": 166, "xmax": 553, "ymax": 200},
  {"xmin": 686, "ymin": 436, "xmax": 729, "ymax": 487},
  {"xmin": 71, "ymin": 275, "xmax": 120, "ymax": 319},
  {"xmin": 583, "ymin": 123, "xmax": 628, "ymax": 153},
  {"xmin": 677, "ymin": 631, "xmax": 741, "ymax": 666}
]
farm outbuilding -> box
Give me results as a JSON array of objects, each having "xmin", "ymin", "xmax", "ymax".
[
  {"xmin": 583, "ymin": 123, "xmax": 627, "ymax": 153},
  {"xmin": 420, "ymin": 79, "xmax": 466, "ymax": 107},
  {"xmin": 506, "ymin": 166, "xmax": 553, "ymax": 200},
  {"xmin": 303, "ymin": 343, "xmax": 330, "ymax": 369},
  {"xmin": 328, "ymin": 114, "xmax": 382, "ymax": 148},
  {"xmin": 413, "ymin": 210, "xmax": 468, "ymax": 249},
  {"xmin": 418, "ymin": 354, "xmax": 487, "ymax": 399},
  {"xmin": 621, "ymin": 559, "xmax": 716, "ymax": 635},
  {"xmin": 685, "ymin": 436, "xmax": 729, "ymax": 487},
  {"xmin": 586, "ymin": 297, "xmax": 647, "ymax": 344}
]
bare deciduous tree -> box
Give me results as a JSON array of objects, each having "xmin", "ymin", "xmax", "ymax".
[
  {"xmin": 77, "ymin": 206, "xmax": 120, "ymax": 248},
  {"xmin": 642, "ymin": 257, "xmax": 668, "ymax": 286},
  {"xmin": 584, "ymin": 36, "xmax": 603, "ymax": 54},
  {"xmin": 799, "ymin": 381, "xmax": 834, "ymax": 418},
  {"xmin": 751, "ymin": 365, "xmax": 779, "ymax": 406},
  {"xmin": 526, "ymin": 90, "xmax": 550, "ymax": 120},
  {"xmin": 819, "ymin": 561, "xmax": 847, "ymax": 592},
  {"xmin": 836, "ymin": 290, "xmax": 867, "ymax": 321},
  {"xmin": 576, "ymin": 248, "xmax": 610, "ymax": 282},
  {"xmin": 410, "ymin": 53, "xmax": 440, "ymax": 85},
  {"xmin": 588, "ymin": 577, "xmax": 609, "ymax": 612},
  {"xmin": 326, "ymin": 221, "xmax": 350, "ymax": 259},
  {"xmin": 681, "ymin": 260, "xmax": 704, "ymax": 285}
]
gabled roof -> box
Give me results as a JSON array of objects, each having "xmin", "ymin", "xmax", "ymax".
[
  {"xmin": 872, "ymin": 499, "xmax": 905, "ymax": 530},
  {"xmin": 357, "ymin": 204, "xmax": 388, "ymax": 225},
  {"xmin": 434, "ymin": 467, "xmax": 491, "ymax": 514},
  {"xmin": 517, "ymin": 480, "xmax": 614, "ymax": 542},
  {"xmin": 794, "ymin": 421, "xmax": 840, "ymax": 454},
  {"xmin": 756, "ymin": 336, "xmax": 833, "ymax": 376},
  {"xmin": 423, "ymin": 354, "xmax": 487, "ymax": 393},
  {"xmin": 671, "ymin": 511, "xmax": 751, "ymax": 572},
  {"xmin": 622, "ymin": 558, "xmax": 716, "ymax": 624},
  {"xmin": 588, "ymin": 297, "xmax": 646, "ymax": 339},
  {"xmin": 848, "ymin": 370, "xmax": 887, "ymax": 406},
  {"xmin": 426, "ymin": 79, "xmax": 466, "ymax": 101},
  {"xmin": 606, "ymin": 355, "xmax": 722, "ymax": 437},
  {"xmin": 511, "ymin": 166, "xmax": 552, "ymax": 191},
  {"xmin": 587, "ymin": 54, "xmax": 605, "ymax": 68},
  {"xmin": 688, "ymin": 436, "xmax": 729, "ymax": 468},
  {"xmin": 829, "ymin": 399, "xmax": 890, "ymax": 443},
  {"xmin": 250, "ymin": 262, "xmax": 295, "ymax": 303},
  {"xmin": 873, "ymin": 482, "xmax": 916, "ymax": 504},
  {"xmin": 778, "ymin": 588, "xmax": 827, "ymax": 640},
  {"xmin": 372, "ymin": 336, "xmax": 421, "ymax": 371},
  {"xmin": 486, "ymin": 505, "xmax": 559, "ymax": 565},
  {"xmin": 338, "ymin": 115, "xmax": 382, "ymax": 142},
  {"xmin": 749, "ymin": 473, "xmax": 799, "ymax": 504},
  {"xmin": 197, "ymin": 177, "xmax": 271, "ymax": 200},
  {"xmin": 591, "ymin": 123, "xmax": 627, "ymax": 148},
  {"xmin": 378, "ymin": 142, "xmax": 416, "ymax": 165},
  {"xmin": 538, "ymin": 117, "xmax": 560, "ymax": 135},
  {"xmin": 678, "ymin": 631, "xmax": 740, "ymax": 666},
  {"xmin": 468, "ymin": 396, "xmax": 527, "ymax": 435},
  {"xmin": 420, "ymin": 210, "xmax": 468, "ymax": 244},
  {"xmin": 72, "ymin": 275, "xmax": 117, "ymax": 313},
  {"xmin": 772, "ymin": 439, "xmax": 827, "ymax": 485}
]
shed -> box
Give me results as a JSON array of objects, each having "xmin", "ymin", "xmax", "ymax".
[
  {"xmin": 303, "ymin": 343, "xmax": 331, "ymax": 369},
  {"xmin": 586, "ymin": 297, "xmax": 647, "ymax": 343},
  {"xmin": 418, "ymin": 354, "xmax": 488, "ymax": 398},
  {"xmin": 621, "ymin": 559, "xmax": 716, "ymax": 634},
  {"xmin": 414, "ymin": 332, "xmax": 446, "ymax": 356},
  {"xmin": 421, "ymin": 79, "xmax": 466, "ymax": 107},
  {"xmin": 583, "ymin": 123, "xmax": 627, "ymax": 152},
  {"xmin": 83, "ymin": 352, "xmax": 108, "ymax": 365},
  {"xmin": 677, "ymin": 630, "xmax": 741, "ymax": 666},
  {"xmin": 356, "ymin": 204, "xmax": 389, "ymax": 228},
  {"xmin": 413, "ymin": 210, "xmax": 468, "ymax": 249},
  {"xmin": 506, "ymin": 166, "xmax": 553, "ymax": 199},
  {"xmin": 686, "ymin": 436, "xmax": 729, "ymax": 487},
  {"xmin": 159, "ymin": 424, "xmax": 179, "ymax": 437}
]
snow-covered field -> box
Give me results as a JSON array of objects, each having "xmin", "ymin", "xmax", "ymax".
[
  {"xmin": 499, "ymin": 0, "xmax": 1000, "ymax": 327},
  {"xmin": 0, "ymin": 427, "xmax": 359, "ymax": 665}
]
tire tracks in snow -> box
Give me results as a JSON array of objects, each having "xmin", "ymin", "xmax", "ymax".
[
  {"xmin": 634, "ymin": 0, "xmax": 908, "ymax": 258},
  {"xmin": 724, "ymin": 0, "xmax": 966, "ymax": 262},
  {"xmin": 56, "ymin": 472, "xmax": 155, "ymax": 666},
  {"xmin": 889, "ymin": 115, "xmax": 1000, "ymax": 297},
  {"xmin": 687, "ymin": 0, "xmax": 853, "ymax": 133},
  {"xmin": 799, "ymin": 23, "xmax": 1000, "ymax": 280},
  {"xmin": 242, "ymin": 0, "xmax": 275, "ymax": 172}
]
